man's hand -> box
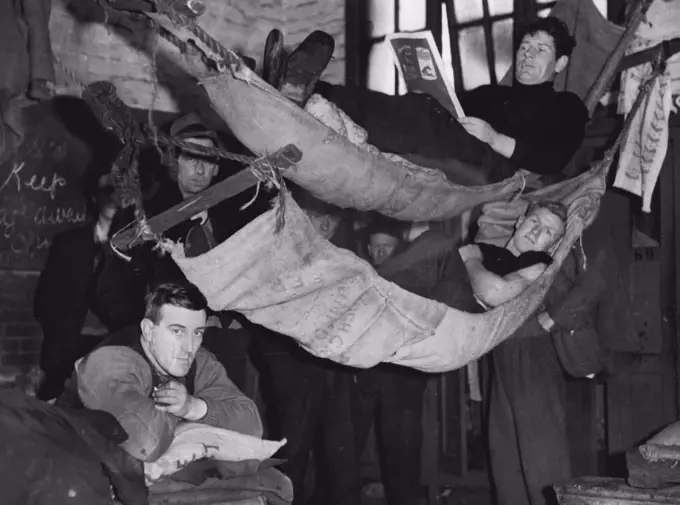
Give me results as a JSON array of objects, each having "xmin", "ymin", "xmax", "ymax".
[
  {"xmin": 459, "ymin": 244, "xmax": 482, "ymax": 263},
  {"xmin": 458, "ymin": 117, "xmax": 497, "ymax": 144},
  {"xmin": 459, "ymin": 117, "xmax": 516, "ymax": 158},
  {"xmin": 153, "ymin": 381, "xmax": 207, "ymax": 420}
]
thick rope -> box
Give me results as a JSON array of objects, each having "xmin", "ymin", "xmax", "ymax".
[
  {"xmin": 153, "ymin": 0, "xmax": 240, "ymax": 68},
  {"xmin": 53, "ymin": 9, "xmax": 287, "ymax": 245}
]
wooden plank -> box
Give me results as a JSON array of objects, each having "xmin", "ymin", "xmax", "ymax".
[
  {"xmin": 627, "ymin": 446, "xmax": 680, "ymax": 489},
  {"xmin": 584, "ymin": 0, "xmax": 655, "ymax": 114},
  {"xmin": 555, "ymin": 477, "xmax": 680, "ymax": 505},
  {"xmin": 111, "ymin": 144, "xmax": 301, "ymax": 250}
]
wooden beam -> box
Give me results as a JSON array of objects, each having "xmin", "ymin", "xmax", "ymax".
[
  {"xmin": 111, "ymin": 144, "xmax": 302, "ymax": 250},
  {"xmin": 584, "ymin": 0, "xmax": 655, "ymax": 114}
]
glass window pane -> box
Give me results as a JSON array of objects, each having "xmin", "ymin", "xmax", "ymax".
[
  {"xmin": 369, "ymin": 0, "xmax": 395, "ymax": 37},
  {"xmin": 593, "ymin": 0, "xmax": 607, "ymax": 17},
  {"xmin": 399, "ymin": 0, "xmax": 426, "ymax": 31},
  {"xmin": 489, "ymin": 0, "xmax": 513, "ymax": 17},
  {"xmin": 538, "ymin": 7, "xmax": 551, "ymax": 17},
  {"xmin": 459, "ymin": 26, "xmax": 491, "ymax": 90},
  {"xmin": 492, "ymin": 19, "xmax": 514, "ymax": 83},
  {"xmin": 367, "ymin": 41, "xmax": 397, "ymax": 95},
  {"xmin": 454, "ymin": 0, "xmax": 484, "ymax": 24}
]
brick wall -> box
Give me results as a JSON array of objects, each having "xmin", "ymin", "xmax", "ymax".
[
  {"xmin": 0, "ymin": 270, "xmax": 41, "ymax": 370},
  {"xmin": 51, "ymin": 0, "xmax": 346, "ymax": 112}
]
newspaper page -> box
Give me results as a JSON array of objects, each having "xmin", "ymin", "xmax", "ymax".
[{"xmin": 385, "ymin": 30, "xmax": 465, "ymax": 118}]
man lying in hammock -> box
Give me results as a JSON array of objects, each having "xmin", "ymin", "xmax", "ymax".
[
  {"xmin": 404, "ymin": 200, "xmax": 567, "ymax": 318},
  {"xmin": 459, "ymin": 200, "xmax": 566, "ymax": 308},
  {"xmin": 270, "ymin": 17, "xmax": 588, "ymax": 184}
]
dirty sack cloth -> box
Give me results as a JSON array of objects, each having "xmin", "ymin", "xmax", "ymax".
[
  {"xmin": 167, "ymin": 193, "xmax": 589, "ymax": 373},
  {"xmin": 0, "ymin": 389, "xmax": 147, "ymax": 505},
  {"xmin": 198, "ymin": 67, "xmax": 526, "ymax": 223}
]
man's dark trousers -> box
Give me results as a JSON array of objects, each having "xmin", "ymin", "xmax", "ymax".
[
  {"xmin": 488, "ymin": 336, "xmax": 572, "ymax": 505},
  {"xmin": 316, "ymin": 83, "xmax": 516, "ymax": 183},
  {"xmin": 350, "ymin": 364, "xmax": 427, "ymax": 505}
]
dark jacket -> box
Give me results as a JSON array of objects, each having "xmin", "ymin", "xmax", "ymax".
[
  {"xmin": 512, "ymin": 215, "xmax": 621, "ymax": 377},
  {"xmin": 35, "ymin": 224, "xmax": 101, "ymax": 372},
  {"xmin": 34, "ymin": 223, "xmax": 135, "ymax": 367}
]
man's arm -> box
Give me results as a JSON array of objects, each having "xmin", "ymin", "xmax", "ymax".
[
  {"xmin": 540, "ymin": 228, "xmax": 608, "ymax": 332},
  {"xmin": 192, "ymin": 349, "xmax": 263, "ymax": 438},
  {"xmin": 461, "ymin": 245, "xmax": 545, "ymax": 307},
  {"xmin": 76, "ymin": 346, "xmax": 179, "ymax": 461}
]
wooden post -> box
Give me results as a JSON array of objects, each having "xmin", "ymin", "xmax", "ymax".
[
  {"xmin": 583, "ymin": 0, "xmax": 655, "ymax": 115},
  {"xmin": 111, "ymin": 144, "xmax": 302, "ymax": 250}
]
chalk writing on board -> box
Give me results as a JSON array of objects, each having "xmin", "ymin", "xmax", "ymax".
[
  {"xmin": 0, "ymin": 161, "xmax": 68, "ymax": 200},
  {"xmin": 0, "ymin": 156, "xmax": 87, "ymax": 263}
]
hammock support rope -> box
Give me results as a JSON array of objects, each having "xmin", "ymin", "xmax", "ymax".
[{"xmin": 52, "ymin": 0, "xmax": 673, "ymax": 371}]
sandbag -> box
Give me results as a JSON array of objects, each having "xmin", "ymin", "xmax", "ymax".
[{"xmin": 144, "ymin": 422, "xmax": 286, "ymax": 484}]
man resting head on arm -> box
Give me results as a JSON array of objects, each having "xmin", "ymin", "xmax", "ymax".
[
  {"xmin": 57, "ymin": 282, "xmax": 263, "ymax": 462},
  {"xmin": 460, "ymin": 201, "xmax": 567, "ymax": 308}
]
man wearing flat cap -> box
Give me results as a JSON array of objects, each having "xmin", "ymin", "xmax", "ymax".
[{"xmin": 96, "ymin": 113, "xmax": 273, "ymax": 392}]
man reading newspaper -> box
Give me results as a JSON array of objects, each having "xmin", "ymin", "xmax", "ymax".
[{"xmin": 313, "ymin": 17, "xmax": 588, "ymax": 184}]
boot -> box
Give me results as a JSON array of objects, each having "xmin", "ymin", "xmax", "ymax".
[
  {"xmin": 280, "ymin": 30, "xmax": 335, "ymax": 107},
  {"xmin": 262, "ymin": 29, "xmax": 287, "ymax": 89}
]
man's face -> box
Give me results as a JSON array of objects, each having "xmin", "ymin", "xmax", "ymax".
[
  {"xmin": 176, "ymin": 137, "xmax": 219, "ymax": 197},
  {"xmin": 515, "ymin": 31, "xmax": 568, "ymax": 85},
  {"xmin": 511, "ymin": 207, "xmax": 565, "ymax": 254},
  {"xmin": 141, "ymin": 304, "xmax": 207, "ymax": 377},
  {"xmin": 367, "ymin": 232, "xmax": 400, "ymax": 266}
]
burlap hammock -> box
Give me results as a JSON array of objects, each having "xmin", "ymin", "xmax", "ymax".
[
  {"xmin": 162, "ymin": 66, "xmax": 625, "ymax": 373},
  {"xmin": 146, "ymin": 0, "xmax": 653, "ymax": 372}
]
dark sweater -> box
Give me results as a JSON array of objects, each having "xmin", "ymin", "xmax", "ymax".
[{"xmin": 460, "ymin": 81, "xmax": 588, "ymax": 175}]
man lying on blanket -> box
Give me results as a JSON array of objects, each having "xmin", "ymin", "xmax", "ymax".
[
  {"xmin": 56, "ymin": 282, "xmax": 291, "ymax": 502},
  {"xmin": 460, "ymin": 200, "xmax": 567, "ymax": 308},
  {"xmin": 58, "ymin": 282, "xmax": 263, "ymax": 461}
]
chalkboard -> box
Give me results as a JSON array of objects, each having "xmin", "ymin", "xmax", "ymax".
[{"xmin": 0, "ymin": 98, "xmax": 108, "ymax": 270}]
